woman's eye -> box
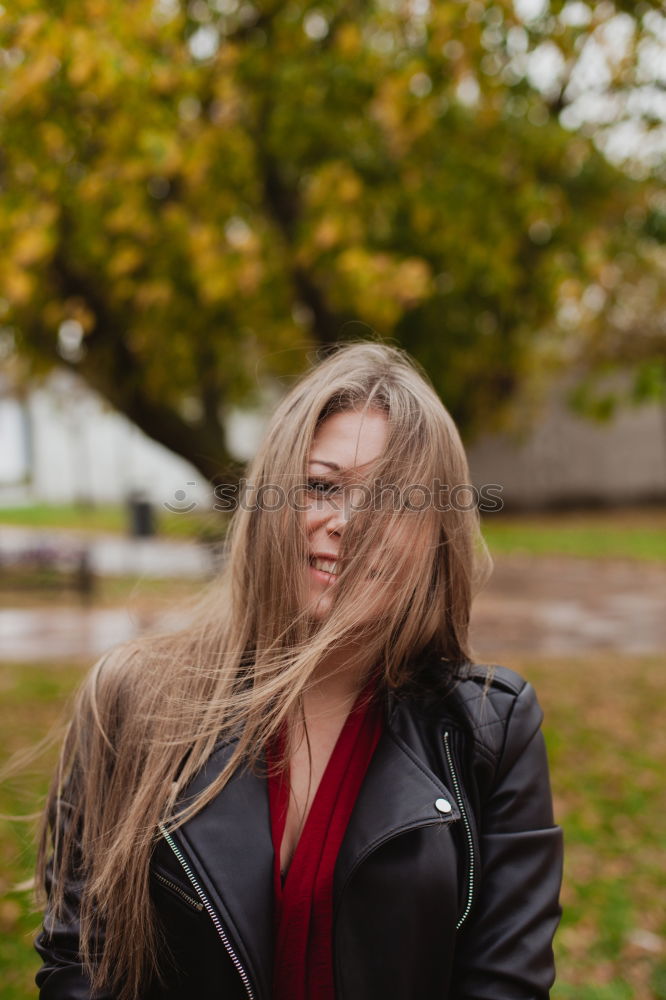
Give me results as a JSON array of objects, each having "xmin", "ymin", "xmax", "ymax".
[{"xmin": 307, "ymin": 478, "xmax": 338, "ymax": 497}]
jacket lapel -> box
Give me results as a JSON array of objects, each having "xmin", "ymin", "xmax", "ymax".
[
  {"xmin": 334, "ymin": 716, "xmax": 461, "ymax": 898},
  {"xmin": 165, "ymin": 700, "xmax": 461, "ymax": 1000},
  {"xmin": 169, "ymin": 740, "xmax": 274, "ymax": 1000}
]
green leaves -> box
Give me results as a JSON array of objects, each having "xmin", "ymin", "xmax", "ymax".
[{"xmin": 0, "ymin": 0, "xmax": 663, "ymax": 477}]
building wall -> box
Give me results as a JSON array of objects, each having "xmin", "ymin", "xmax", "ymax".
[{"xmin": 466, "ymin": 383, "xmax": 666, "ymax": 509}]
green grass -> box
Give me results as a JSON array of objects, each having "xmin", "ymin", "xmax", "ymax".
[
  {"xmin": 0, "ymin": 502, "xmax": 228, "ymax": 541},
  {"xmin": 482, "ymin": 508, "xmax": 666, "ymax": 562},
  {"xmin": 0, "ymin": 661, "xmax": 87, "ymax": 1000},
  {"xmin": 518, "ymin": 653, "xmax": 666, "ymax": 999},
  {"xmin": 0, "ymin": 502, "xmax": 124, "ymax": 532},
  {"xmin": 1, "ymin": 654, "xmax": 665, "ymax": 998}
]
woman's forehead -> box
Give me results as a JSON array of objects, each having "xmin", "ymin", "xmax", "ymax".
[{"xmin": 309, "ymin": 409, "xmax": 388, "ymax": 474}]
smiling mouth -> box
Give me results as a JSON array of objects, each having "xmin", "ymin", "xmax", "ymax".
[
  {"xmin": 309, "ymin": 556, "xmax": 382, "ymax": 582},
  {"xmin": 310, "ymin": 556, "xmax": 339, "ymax": 577}
]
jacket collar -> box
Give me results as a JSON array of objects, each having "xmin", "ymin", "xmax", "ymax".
[{"xmin": 167, "ymin": 696, "xmax": 460, "ymax": 1000}]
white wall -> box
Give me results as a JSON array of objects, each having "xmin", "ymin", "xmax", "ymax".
[
  {"xmin": 0, "ymin": 394, "xmax": 29, "ymax": 483},
  {"xmin": 1, "ymin": 370, "xmax": 210, "ymax": 509}
]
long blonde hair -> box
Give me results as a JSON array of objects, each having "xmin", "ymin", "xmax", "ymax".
[{"xmin": 36, "ymin": 340, "xmax": 492, "ymax": 999}]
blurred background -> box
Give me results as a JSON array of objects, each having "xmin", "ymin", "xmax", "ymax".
[{"xmin": 0, "ymin": 0, "xmax": 665, "ymax": 996}]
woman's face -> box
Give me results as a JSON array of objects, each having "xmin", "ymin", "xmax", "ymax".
[{"xmin": 303, "ymin": 407, "xmax": 389, "ymax": 621}]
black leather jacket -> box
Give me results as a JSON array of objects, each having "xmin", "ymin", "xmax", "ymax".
[{"xmin": 35, "ymin": 664, "xmax": 563, "ymax": 999}]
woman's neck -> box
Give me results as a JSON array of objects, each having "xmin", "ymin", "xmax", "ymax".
[{"xmin": 304, "ymin": 642, "xmax": 377, "ymax": 720}]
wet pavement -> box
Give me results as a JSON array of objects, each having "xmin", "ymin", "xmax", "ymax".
[
  {"xmin": 0, "ymin": 606, "xmax": 142, "ymax": 662},
  {"xmin": 470, "ymin": 553, "xmax": 665, "ymax": 660},
  {"xmin": 0, "ymin": 530, "xmax": 664, "ymax": 661}
]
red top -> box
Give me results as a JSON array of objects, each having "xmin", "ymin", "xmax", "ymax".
[{"xmin": 266, "ymin": 680, "xmax": 384, "ymax": 1000}]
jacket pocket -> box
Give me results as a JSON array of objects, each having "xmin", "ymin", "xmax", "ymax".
[{"xmin": 152, "ymin": 869, "xmax": 204, "ymax": 913}]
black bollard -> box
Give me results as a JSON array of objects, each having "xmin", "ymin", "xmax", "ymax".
[{"xmin": 127, "ymin": 491, "xmax": 156, "ymax": 537}]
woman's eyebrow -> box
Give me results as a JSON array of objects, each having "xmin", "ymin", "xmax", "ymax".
[
  {"xmin": 308, "ymin": 459, "xmax": 341, "ymax": 471},
  {"xmin": 308, "ymin": 458, "xmax": 377, "ymax": 479}
]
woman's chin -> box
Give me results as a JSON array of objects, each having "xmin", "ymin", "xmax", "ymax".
[{"xmin": 304, "ymin": 588, "xmax": 334, "ymax": 621}]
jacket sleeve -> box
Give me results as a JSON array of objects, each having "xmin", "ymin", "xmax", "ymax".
[
  {"xmin": 34, "ymin": 793, "xmax": 116, "ymax": 1000},
  {"xmin": 451, "ymin": 680, "xmax": 564, "ymax": 1000}
]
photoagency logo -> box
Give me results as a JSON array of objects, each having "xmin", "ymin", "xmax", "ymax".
[
  {"xmin": 163, "ymin": 482, "xmax": 198, "ymax": 513},
  {"xmin": 163, "ymin": 480, "xmax": 504, "ymax": 513}
]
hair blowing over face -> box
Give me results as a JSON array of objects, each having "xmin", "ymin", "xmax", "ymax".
[{"xmin": 35, "ymin": 341, "xmax": 492, "ymax": 1000}]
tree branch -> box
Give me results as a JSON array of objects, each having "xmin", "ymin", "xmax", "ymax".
[
  {"xmin": 48, "ymin": 248, "xmax": 240, "ymax": 486},
  {"xmin": 255, "ymin": 104, "xmax": 351, "ymax": 346}
]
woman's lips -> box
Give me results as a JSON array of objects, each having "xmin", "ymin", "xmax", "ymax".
[
  {"xmin": 308, "ymin": 557, "xmax": 380, "ymax": 585},
  {"xmin": 309, "ymin": 563, "xmax": 338, "ymax": 585}
]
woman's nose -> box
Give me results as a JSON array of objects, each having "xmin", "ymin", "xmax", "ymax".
[
  {"xmin": 322, "ymin": 484, "xmax": 369, "ymax": 535},
  {"xmin": 324, "ymin": 501, "xmax": 348, "ymax": 536}
]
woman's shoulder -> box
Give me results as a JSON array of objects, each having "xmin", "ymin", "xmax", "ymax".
[
  {"xmin": 452, "ymin": 662, "xmax": 542, "ymax": 722},
  {"xmin": 449, "ymin": 662, "xmax": 545, "ymax": 757},
  {"xmin": 85, "ymin": 641, "xmax": 145, "ymax": 698},
  {"xmin": 73, "ymin": 639, "xmax": 162, "ymax": 737},
  {"xmin": 397, "ymin": 660, "xmax": 546, "ymax": 765}
]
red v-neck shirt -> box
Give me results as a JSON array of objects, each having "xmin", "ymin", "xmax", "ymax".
[{"xmin": 266, "ymin": 682, "xmax": 384, "ymax": 1000}]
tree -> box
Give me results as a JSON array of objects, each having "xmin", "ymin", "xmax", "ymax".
[{"xmin": 0, "ymin": 0, "xmax": 664, "ymax": 481}]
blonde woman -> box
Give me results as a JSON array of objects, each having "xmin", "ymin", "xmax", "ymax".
[{"xmin": 34, "ymin": 342, "xmax": 563, "ymax": 1000}]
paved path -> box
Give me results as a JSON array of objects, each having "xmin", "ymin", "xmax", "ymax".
[{"xmin": 470, "ymin": 553, "xmax": 665, "ymax": 660}]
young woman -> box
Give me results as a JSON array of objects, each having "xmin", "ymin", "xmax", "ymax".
[{"xmin": 34, "ymin": 341, "xmax": 563, "ymax": 1000}]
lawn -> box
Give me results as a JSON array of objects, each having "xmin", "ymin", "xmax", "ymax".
[
  {"xmin": 481, "ymin": 507, "xmax": 666, "ymax": 563},
  {"xmin": 1, "ymin": 654, "xmax": 664, "ymax": 999},
  {"xmin": 0, "ymin": 502, "xmax": 228, "ymax": 541}
]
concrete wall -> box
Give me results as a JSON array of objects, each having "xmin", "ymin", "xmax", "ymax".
[{"xmin": 466, "ymin": 383, "xmax": 666, "ymax": 509}]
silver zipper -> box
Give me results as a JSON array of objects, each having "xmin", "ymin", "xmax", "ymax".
[
  {"xmin": 443, "ymin": 731, "xmax": 475, "ymax": 929},
  {"xmin": 154, "ymin": 870, "xmax": 204, "ymax": 912},
  {"xmin": 158, "ymin": 823, "xmax": 255, "ymax": 1000}
]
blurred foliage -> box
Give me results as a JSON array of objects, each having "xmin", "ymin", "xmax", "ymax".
[{"xmin": 0, "ymin": 0, "xmax": 664, "ymax": 480}]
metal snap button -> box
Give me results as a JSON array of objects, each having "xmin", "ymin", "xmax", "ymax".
[{"xmin": 435, "ymin": 798, "xmax": 452, "ymax": 814}]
